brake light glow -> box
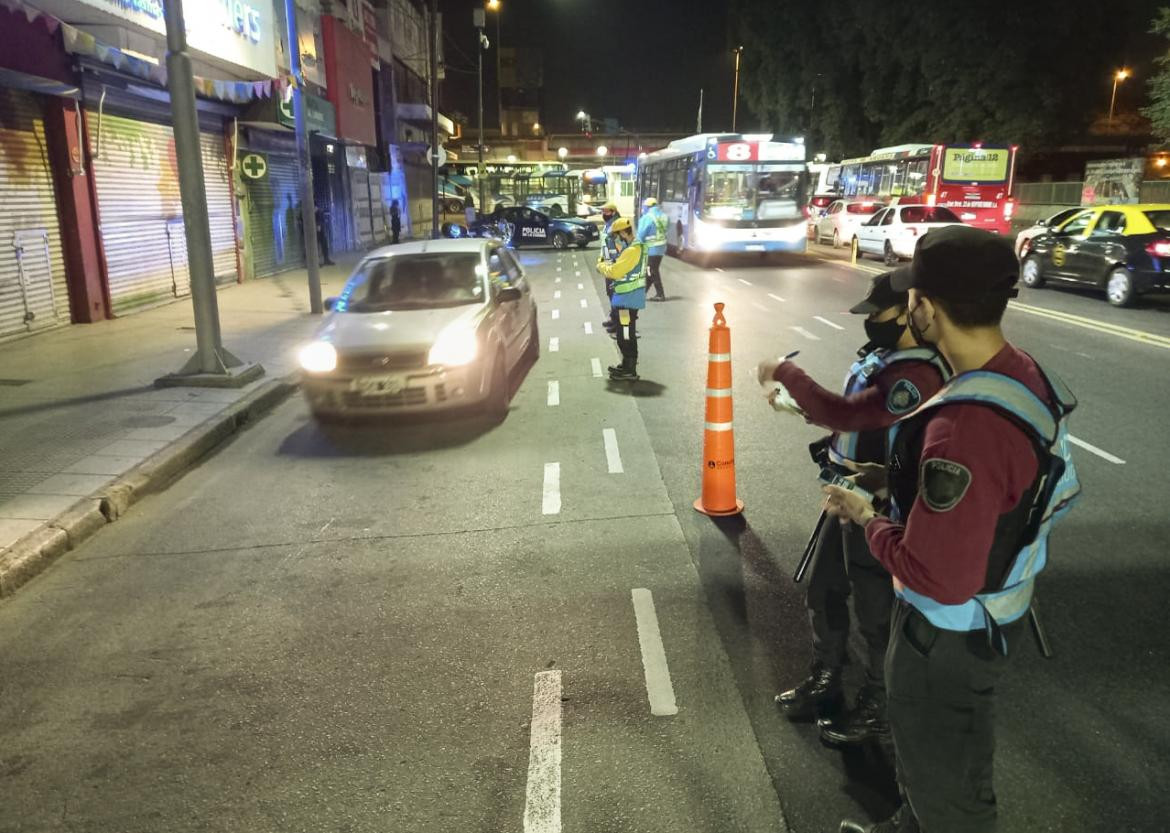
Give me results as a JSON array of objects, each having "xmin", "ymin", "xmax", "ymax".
[
  {"xmin": 1146, "ymin": 240, "xmax": 1170, "ymax": 257},
  {"xmin": 925, "ymin": 193, "xmax": 937, "ymax": 206}
]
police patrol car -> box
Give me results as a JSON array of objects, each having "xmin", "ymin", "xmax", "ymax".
[
  {"xmin": 470, "ymin": 206, "xmax": 598, "ymax": 250},
  {"xmin": 1021, "ymin": 203, "xmax": 1170, "ymax": 307}
]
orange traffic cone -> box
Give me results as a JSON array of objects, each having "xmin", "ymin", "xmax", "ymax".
[{"xmin": 694, "ymin": 302, "xmax": 744, "ymax": 516}]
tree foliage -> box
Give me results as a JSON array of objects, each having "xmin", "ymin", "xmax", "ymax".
[
  {"xmin": 1143, "ymin": 7, "xmax": 1170, "ymax": 144},
  {"xmin": 731, "ymin": 0, "xmax": 1159, "ymax": 159}
]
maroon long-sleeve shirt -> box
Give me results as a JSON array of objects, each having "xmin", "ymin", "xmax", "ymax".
[
  {"xmin": 773, "ymin": 355, "xmax": 945, "ymax": 433},
  {"xmin": 864, "ymin": 344, "xmax": 1051, "ymax": 604}
]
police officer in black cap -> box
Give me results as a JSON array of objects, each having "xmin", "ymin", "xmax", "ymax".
[
  {"xmin": 758, "ymin": 272, "xmax": 948, "ymax": 748},
  {"xmin": 824, "ymin": 226, "xmax": 1081, "ymax": 833}
]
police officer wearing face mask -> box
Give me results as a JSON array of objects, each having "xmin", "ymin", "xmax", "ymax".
[
  {"xmin": 824, "ymin": 226, "xmax": 1081, "ymax": 833},
  {"xmin": 755, "ymin": 272, "xmax": 949, "ymax": 748}
]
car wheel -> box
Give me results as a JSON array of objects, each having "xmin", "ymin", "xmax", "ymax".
[
  {"xmin": 1106, "ymin": 267, "xmax": 1135, "ymax": 307},
  {"xmin": 486, "ymin": 350, "xmax": 510, "ymax": 421},
  {"xmin": 1020, "ymin": 255, "xmax": 1046, "ymax": 289},
  {"xmin": 551, "ymin": 230, "xmax": 569, "ymax": 249},
  {"xmin": 883, "ymin": 241, "xmax": 898, "ymax": 266},
  {"xmin": 832, "ymin": 229, "xmax": 842, "ymax": 249}
]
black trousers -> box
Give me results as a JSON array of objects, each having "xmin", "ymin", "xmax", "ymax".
[
  {"xmin": 805, "ymin": 517, "xmax": 893, "ymax": 687},
  {"xmin": 646, "ymin": 254, "xmax": 665, "ymax": 296},
  {"xmin": 391, "ymin": 223, "xmax": 401, "ymax": 244},
  {"xmin": 317, "ymin": 228, "xmax": 333, "ymax": 264},
  {"xmin": 887, "ymin": 601, "xmax": 1021, "ymax": 833},
  {"xmin": 612, "ymin": 307, "xmax": 638, "ymax": 365}
]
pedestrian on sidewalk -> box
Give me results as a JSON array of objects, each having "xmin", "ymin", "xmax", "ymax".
[
  {"xmin": 637, "ymin": 197, "xmax": 669, "ymax": 300},
  {"xmin": 756, "ymin": 271, "xmax": 949, "ymax": 749},
  {"xmin": 390, "ymin": 200, "xmax": 402, "ymax": 244},
  {"xmin": 315, "ymin": 204, "xmax": 335, "ymax": 265},
  {"xmin": 822, "ymin": 227, "xmax": 1081, "ymax": 833},
  {"xmin": 597, "ymin": 217, "xmax": 646, "ymax": 380}
]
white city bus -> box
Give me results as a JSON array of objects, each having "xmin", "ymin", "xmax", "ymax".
[
  {"xmin": 580, "ymin": 165, "xmax": 637, "ymax": 217},
  {"xmin": 636, "ymin": 133, "xmax": 808, "ymax": 256}
]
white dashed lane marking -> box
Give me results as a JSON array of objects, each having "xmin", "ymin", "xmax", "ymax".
[
  {"xmin": 583, "ymin": 322, "xmax": 593, "ymax": 335},
  {"xmin": 551, "ymin": 309, "xmax": 560, "ymax": 320},
  {"xmin": 737, "ymin": 278, "xmax": 753, "ymax": 286},
  {"xmin": 523, "ymin": 670, "xmax": 563, "ymax": 833},
  {"xmin": 752, "ymin": 301, "xmax": 768, "ymax": 312},
  {"xmin": 553, "ymin": 290, "xmax": 561, "ymax": 299},
  {"xmin": 542, "ymin": 463, "xmax": 561, "ymax": 515},
  {"xmin": 631, "ymin": 589, "xmax": 678, "ymax": 717},
  {"xmin": 1069, "ymin": 435, "xmax": 1126, "ymax": 465},
  {"xmin": 590, "ymin": 358, "xmax": 603, "ymax": 378},
  {"xmin": 768, "ymin": 293, "xmax": 786, "ymax": 303},
  {"xmin": 549, "ymin": 337, "xmax": 559, "ymax": 352},
  {"xmin": 579, "ymin": 298, "xmax": 587, "ymax": 309},
  {"xmin": 577, "ymin": 283, "xmax": 583, "ymax": 290},
  {"xmin": 547, "ymin": 381, "xmax": 559, "ymax": 407},
  {"xmin": 814, "ymin": 315, "xmax": 845, "ymax": 331},
  {"xmin": 602, "ymin": 428, "xmax": 624, "ymax": 474},
  {"xmin": 791, "ymin": 326, "xmax": 820, "ymax": 341}
]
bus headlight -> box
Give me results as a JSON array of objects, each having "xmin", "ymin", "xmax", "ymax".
[
  {"xmin": 428, "ymin": 327, "xmax": 479, "ymax": 367},
  {"xmin": 778, "ymin": 222, "xmax": 809, "ymax": 242},
  {"xmin": 693, "ymin": 219, "xmax": 717, "ymax": 249},
  {"xmin": 299, "ymin": 341, "xmax": 337, "ymax": 373}
]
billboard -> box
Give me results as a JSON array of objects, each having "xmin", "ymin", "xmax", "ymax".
[{"xmin": 1081, "ymin": 158, "xmax": 1144, "ymax": 206}]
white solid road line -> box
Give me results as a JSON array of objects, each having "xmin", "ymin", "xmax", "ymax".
[
  {"xmin": 553, "ymin": 290, "xmax": 561, "ymax": 299},
  {"xmin": 551, "ymin": 309, "xmax": 560, "ymax": 320},
  {"xmin": 791, "ymin": 326, "xmax": 821, "ymax": 341},
  {"xmin": 549, "ymin": 337, "xmax": 559, "ymax": 352},
  {"xmin": 768, "ymin": 293, "xmax": 786, "ymax": 303},
  {"xmin": 523, "ymin": 670, "xmax": 563, "ymax": 833},
  {"xmin": 814, "ymin": 315, "xmax": 845, "ymax": 331},
  {"xmin": 1069, "ymin": 434, "xmax": 1126, "ymax": 465},
  {"xmin": 738, "ymin": 278, "xmax": 753, "ymax": 286},
  {"xmin": 542, "ymin": 463, "xmax": 561, "ymax": 515},
  {"xmin": 603, "ymin": 428, "xmax": 624, "ymax": 474},
  {"xmin": 583, "ymin": 322, "xmax": 593, "ymax": 335},
  {"xmin": 579, "ymin": 298, "xmax": 587, "ymax": 308},
  {"xmin": 547, "ymin": 381, "xmax": 560, "ymax": 407},
  {"xmin": 631, "ymin": 589, "xmax": 679, "ymax": 717},
  {"xmin": 590, "ymin": 358, "xmax": 603, "ymax": 378}
]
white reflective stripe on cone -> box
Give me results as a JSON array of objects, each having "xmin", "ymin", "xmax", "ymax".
[
  {"xmin": 708, "ymin": 353, "xmax": 731, "ymax": 362},
  {"xmin": 704, "ymin": 421, "xmax": 733, "ymax": 432},
  {"xmin": 705, "ymin": 388, "xmax": 732, "ymax": 398}
]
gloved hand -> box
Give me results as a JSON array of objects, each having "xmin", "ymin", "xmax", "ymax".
[
  {"xmin": 768, "ymin": 383, "xmax": 806, "ymax": 417},
  {"xmin": 755, "ymin": 355, "xmax": 795, "ymax": 388}
]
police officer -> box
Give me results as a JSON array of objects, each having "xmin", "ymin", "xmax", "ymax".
[
  {"xmin": 637, "ymin": 197, "xmax": 668, "ymax": 300},
  {"xmin": 599, "ymin": 201, "xmax": 621, "ymax": 333},
  {"xmin": 596, "ymin": 217, "xmax": 646, "ymax": 380},
  {"xmin": 756, "ymin": 272, "xmax": 948, "ymax": 748},
  {"xmin": 823, "ymin": 226, "xmax": 1080, "ymax": 833}
]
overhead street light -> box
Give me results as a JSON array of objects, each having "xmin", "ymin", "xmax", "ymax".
[
  {"xmin": 1109, "ymin": 68, "xmax": 1131, "ymax": 127},
  {"xmin": 557, "ymin": 146, "xmax": 568, "ymax": 159},
  {"xmin": 596, "ymin": 145, "xmax": 608, "ymax": 157}
]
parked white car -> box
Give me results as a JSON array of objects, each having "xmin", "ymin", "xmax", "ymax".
[
  {"xmin": 1014, "ymin": 207, "xmax": 1082, "ymax": 258},
  {"xmin": 298, "ymin": 239, "xmax": 538, "ymax": 421},
  {"xmin": 814, "ymin": 199, "xmax": 883, "ymax": 248},
  {"xmin": 854, "ymin": 204, "xmax": 965, "ymax": 265}
]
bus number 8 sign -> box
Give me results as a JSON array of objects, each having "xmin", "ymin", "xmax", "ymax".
[{"xmin": 719, "ymin": 142, "xmax": 757, "ymax": 162}]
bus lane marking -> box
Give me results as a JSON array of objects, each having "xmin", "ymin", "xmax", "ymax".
[
  {"xmin": 631, "ymin": 588, "xmax": 679, "ymax": 717},
  {"xmin": 523, "ymin": 670, "xmax": 563, "ymax": 833},
  {"xmin": 603, "ymin": 428, "xmax": 624, "ymax": 474}
]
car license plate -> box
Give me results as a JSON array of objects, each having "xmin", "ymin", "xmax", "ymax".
[
  {"xmin": 746, "ymin": 244, "xmax": 765, "ymax": 252},
  {"xmin": 351, "ymin": 375, "xmax": 404, "ymax": 396}
]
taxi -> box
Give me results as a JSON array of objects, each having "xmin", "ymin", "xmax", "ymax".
[{"xmin": 1021, "ymin": 203, "xmax": 1170, "ymax": 306}]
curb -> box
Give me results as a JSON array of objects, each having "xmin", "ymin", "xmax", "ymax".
[{"xmin": 0, "ymin": 374, "xmax": 299, "ymax": 598}]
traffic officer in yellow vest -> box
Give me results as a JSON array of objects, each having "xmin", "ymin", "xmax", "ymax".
[
  {"xmin": 596, "ymin": 217, "xmax": 647, "ymax": 380},
  {"xmin": 637, "ymin": 198, "xmax": 669, "ymax": 300}
]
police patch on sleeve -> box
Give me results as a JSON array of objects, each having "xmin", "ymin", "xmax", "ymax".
[
  {"xmin": 886, "ymin": 378, "xmax": 922, "ymax": 415},
  {"xmin": 920, "ymin": 458, "xmax": 972, "ymax": 512}
]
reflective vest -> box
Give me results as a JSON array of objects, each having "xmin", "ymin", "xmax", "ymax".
[
  {"xmin": 647, "ymin": 208, "xmax": 668, "ymax": 248},
  {"xmin": 612, "ymin": 241, "xmax": 647, "ymax": 294},
  {"xmin": 887, "ymin": 364, "xmax": 1081, "ymax": 652},
  {"xmin": 828, "ymin": 347, "xmax": 949, "ymax": 467},
  {"xmin": 602, "ymin": 217, "xmax": 619, "ymax": 262}
]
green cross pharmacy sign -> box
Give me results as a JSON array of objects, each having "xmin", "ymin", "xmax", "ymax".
[{"xmin": 240, "ymin": 152, "xmax": 268, "ymax": 180}]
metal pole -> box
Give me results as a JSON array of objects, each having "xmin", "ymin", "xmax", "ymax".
[
  {"xmin": 284, "ymin": 0, "xmax": 322, "ymax": 314},
  {"xmin": 1108, "ymin": 76, "xmax": 1119, "ymax": 127},
  {"xmin": 429, "ymin": 0, "xmax": 440, "ymax": 238},
  {"xmin": 476, "ymin": 15, "xmax": 485, "ymax": 212},
  {"xmin": 732, "ymin": 47, "xmax": 742, "ymax": 133},
  {"xmin": 495, "ymin": 12, "xmax": 502, "ymax": 133}
]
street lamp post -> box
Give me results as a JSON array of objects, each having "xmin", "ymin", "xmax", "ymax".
[
  {"xmin": 732, "ymin": 46, "xmax": 743, "ymax": 133},
  {"xmin": 1109, "ymin": 68, "xmax": 1130, "ymax": 128},
  {"xmin": 576, "ymin": 110, "xmax": 591, "ymax": 134},
  {"xmin": 488, "ymin": 0, "xmax": 502, "ymax": 132},
  {"xmin": 474, "ymin": 9, "xmax": 487, "ymax": 212}
]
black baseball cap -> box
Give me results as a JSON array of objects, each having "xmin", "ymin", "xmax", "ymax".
[
  {"xmin": 850, "ymin": 270, "xmax": 909, "ymax": 314},
  {"xmin": 891, "ymin": 225, "xmax": 1019, "ymax": 301}
]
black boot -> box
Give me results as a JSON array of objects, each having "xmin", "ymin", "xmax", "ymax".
[
  {"xmin": 774, "ymin": 664, "xmax": 843, "ymax": 722},
  {"xmin": 840, "ymin": 806, "xmax": 919, "ymax": 833},
  {"xmin": 609, "ymin": 360, "xmax": 638, "ymax": 380},
  {"xmin": 818, "ymin": 684, "xmax": 889, "ymax": 747}
]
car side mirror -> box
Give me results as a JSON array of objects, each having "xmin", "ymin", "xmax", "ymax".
[
  {"xmin": 324, "ymin": 296, "xmax": 338, "ymax": 311},
  {"xmin": 497, "ymin": 286, "xmax": 522, "ymax": 303}
]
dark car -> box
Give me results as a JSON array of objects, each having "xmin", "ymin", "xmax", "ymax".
[
  {"xmin": 469, "ymin": 206, "xmax": 598, "ymax": 250},
  {"xmin": 1020, "ymin": 203, "xmax": 1170, "ymax": 307}
]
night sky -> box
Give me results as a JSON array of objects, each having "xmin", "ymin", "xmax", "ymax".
[{"xmin": 440, "ymin": 0, "xmax": 735, "ymax": 133}]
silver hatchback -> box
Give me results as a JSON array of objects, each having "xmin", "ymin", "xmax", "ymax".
[{"xmin": 298, "ymin": 239, "xmax": 539, "ymax": 420}]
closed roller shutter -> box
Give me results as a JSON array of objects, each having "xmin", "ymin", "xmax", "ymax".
[
  {"xmin": 0, "ymin": 88, "xmax": 69, "ymax": 339},
  {"xmin": 85, "ymin": 110, "xmax": 236, "ymax": 314},
  {"xmin": 350, "ymin": 167, "xmax": 373, "ymax": 249},
  {"xmin": 244, "ymin": 151, "xmax": 306, "ymax": 278}
]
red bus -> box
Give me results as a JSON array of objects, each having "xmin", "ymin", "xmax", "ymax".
[{"xmin": 837, "ymin": 143, "xmax": 1018, "ymax": 235}]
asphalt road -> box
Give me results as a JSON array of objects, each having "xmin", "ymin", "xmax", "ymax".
[{"xmin": 1, "ymin": 239, "xmax": 1168, "ymax": 833}]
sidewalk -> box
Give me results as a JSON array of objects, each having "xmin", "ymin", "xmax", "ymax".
[{"xmin": 0, "ymin": 257, "xmax": 359, "ymax": 593}]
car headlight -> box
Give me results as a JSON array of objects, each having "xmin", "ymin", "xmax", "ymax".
[
  {"xmin": 299, "ymin": 341, "xmax": 337, "ymax": 373},
  {"xmin": 428, "ymin": 327, "xmax": 479, "ymax": 367}
]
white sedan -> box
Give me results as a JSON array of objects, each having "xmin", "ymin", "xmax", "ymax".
[
  {"xmin": 298, "ymin": 239, "xmax": 539, "ymax": 421},
  {"xmin": 1014, "ymin": 207, "xmax": 1082, "ymax": 258},
  {"xmin": 813, "ymin": 199, "xmax": 883, "ymax": 248},
  {"xmin": 853, "ymin": 204, "xmax": 965, "ymax": 265}
]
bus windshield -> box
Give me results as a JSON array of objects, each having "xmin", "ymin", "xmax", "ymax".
[
  {"xmin": 581, "ymin": 172, "xmax": 608, "ymax": 203},
  {"xmin": 703, "ymin": 163, "xmax": 804, "ymax": 223}
]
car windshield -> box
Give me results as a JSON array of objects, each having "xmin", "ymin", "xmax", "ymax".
[
  {"xmin": 1144, "ymin": 210, "xmax": 1170, "ymax": 230},
  {"xmin": 341, "ymin": 253, "xmax": 485, "ymax": 312},
  {"xmin": 901, "ymin": 206, "xmax": 961, "ymax": 223}
]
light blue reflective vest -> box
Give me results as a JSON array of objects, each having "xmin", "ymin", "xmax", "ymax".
[
  {"xmin": 638, "ymin": 207, "xmax": 668, "ymax": 251},
  {"xmin": 602, "ymin": 216, "xmax": 620, "ymax": 262},
  {"xmin": 888, "ymin": 366, "xmax": 1081, "ymax": 651},
  {"xmin": 828, "ymin": 347, "xmax": 950, "ymax": 467}
]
